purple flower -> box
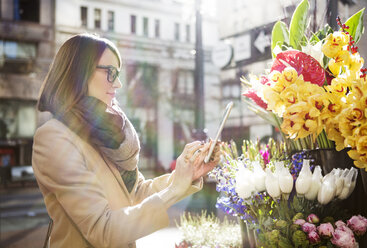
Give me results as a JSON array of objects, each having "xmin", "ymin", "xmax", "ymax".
[
  {"xmin": 308, "ymin": 231, "xmax": 320, "ymax": 244},
  {"xmin": 331, "ymin": 225, "xmax": 357, "ymax": 248},
  {"xmin": 294, "ymin": 219, "xmax": 306, "ymax": 226},
  {"xmin": 317, "ymin": 223, "xmax": 334, "ymax": 237},
  {"xmin": 347, "ymin": 215, "xmax": 367, "ymax": 236},
  {"xmin": 307, "ymin": 214, "xmax": 320, "ymax": 224},
  {"xmin": 302, "ymin": 222, "xmax": 316, "ymax": 233}
]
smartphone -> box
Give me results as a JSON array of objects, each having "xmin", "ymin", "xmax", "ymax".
[{"xmin": 204, "ymin": 101, "xmax": 233, "ymax": 163}]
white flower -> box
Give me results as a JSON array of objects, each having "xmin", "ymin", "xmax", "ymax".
[
  {"xmin": 265, "ymin": 168, "xmax": 281, "ymax": 199},
  {"xmin": 305, "ymin": 166, "xmax": 323, "ymax": 201},
  {"xmin": 295, "ymin": 159, "xmax": 312, "ymax": 195},
  {"xmin": 252, "ymin": 161, "xmax": 266, "ymax": 192},
  {"xmin": 277, "ymin": 162, "xmax": 293, "ymax": 194},
  {"xmin": 332, "ymin": 168, "xmax": 344, "ymax": 197},
  {"xmin": 301, "ymin": 41, "xmax": 324, "ymax": 67},
  {"xmin": 318, "ymin": 172, "xmax": 336, "ymax": 205},
  {"xmin": 235, "ymin": 166, "xmax": 255, "ymax": 199},
  {"xmin": 338, "ymin": 167, "xmax": 358, "ymax": 200}
]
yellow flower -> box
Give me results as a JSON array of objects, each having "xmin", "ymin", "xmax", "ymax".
[
  {"xmin": 322, "ymin": 32, "xmax": 350, "ymax": 58},
  {"xmin": 279, "ymin": 84, "xmax": 298, "ymax": 107},
  {"xmin": 348, "ymin": 52, "xmax": 364, "ymax": 79},
  {"xmin": 325, "ymin": 120, "xmax": 345, "ymax": 151},
  {"xmin": 327, "ymin": 50, "xmax": 350, "ymax": 76},
  {"xmin": 269, "ymin": 70, "xmax": 282, "ymax": 83},
  {"xmin": 348, "ymin": 149, "xmax": 367, "ymax": 170},
  {"xmin": 262, "ymin": 86, "xmax": 285, "ymax": 115},
  {"xmin": 281, "ymin": 67, "xmax": 298, "ymax": 84},
  {"xmin": 325, "ymin": 77, "xmax": 349, "ymax": 97}
]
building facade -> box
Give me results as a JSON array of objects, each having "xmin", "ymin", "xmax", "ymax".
[{"xmin": 0, "ymin": 0, "xmax": 55, "ymax": 172}]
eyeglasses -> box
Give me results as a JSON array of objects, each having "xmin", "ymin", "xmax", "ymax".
[{"xmin": 96, "ymin": 65, "xmax": 120, "ymax": 83}]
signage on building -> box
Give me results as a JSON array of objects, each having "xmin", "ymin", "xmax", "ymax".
[
  {"xmin": 211, "ymin": 42, "xmax": 233, "ymax": 68},
  {"xmin": 233, "ymin": 34, "xmax": 251, "ymax": 62},
  {"xmin": 230, "ymin": 22, "xmax": 275, "ymax": 66}
]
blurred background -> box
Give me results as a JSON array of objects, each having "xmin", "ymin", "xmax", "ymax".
[{"xmin": 0, "ymin": 0, "xmax": 366, "ymax": 247}]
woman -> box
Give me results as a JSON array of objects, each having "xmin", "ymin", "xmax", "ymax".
[{"xmin": 32, "ymin": 33, "xmax": 220, "ymax": 248}]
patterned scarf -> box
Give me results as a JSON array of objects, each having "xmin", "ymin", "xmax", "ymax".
[{"xmin": 57, "ymin": 96, "xmax": 140, "ymax": 192}]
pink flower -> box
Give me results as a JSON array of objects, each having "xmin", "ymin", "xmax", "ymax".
[
  {"xmin": 347, "ymin": 215, "xmax": 367, "ymax": 236},
  {"xmin": 317, "ymin": 223, "xmax": 334, "ymax": 238},
  {"xmin": 260, "ymin": 150, "xmax": 270, "ymax": 165},
  {"xmin": 307, "ymin": 214, "xmax": 319, "ymax": 224},
  {"xmin": 294, "ymin": 219, "xmax": 306, "ymax": 226},
  {"xmin": 243, "ymin": 89, "xmax": 268, "ymax": 109},
  {"xmin": 302, "ymin": 222, "xmax": 316, "ymax": 233},
  {"xmin": 308, "ymin": 231, "xmax": 321, "ymax": 244},
  {"xmin": 331, "ymin": 225, "xmax": 357, "ymax": 248},
  {"xmin": 335, "ymin": 220, "xmax": 347, "ymax": 228}
]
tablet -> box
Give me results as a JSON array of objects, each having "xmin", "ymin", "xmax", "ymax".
[{"xmin": 204, "ymin": 101, "xmax": 233, "ymax": 163}]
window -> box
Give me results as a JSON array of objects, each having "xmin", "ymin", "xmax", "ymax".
[
  {"xmin": 143, "ymin": 17, "xmax": 149, "ymax": 37},
  {"xmin": 81, "ymin": 6, "xmax": 88, "ymax": 27},
  {"xmin": 108, "ymin": 11, "xmax": 114, "ymax": 31},
  {"xmin": 185, "ymin": 24, "xmax": 190, "ymax": 42},
  {"xmin": 174, "ymin": 23, "xmax": 180, "ymax": 41},
  {"xmin": 154, "ymin": 19, "xmax": 160, "ymax": 38},
  {"xmin": 14, "ymin": 0, "xmax": 40, "ymax": 22},
  {"xmin": 0, "ymin": 40, "xmax": 37, "ymax": 73},
  {"xmin": 94, "ymin": 8, "xmax": 101, "ymax": 29},
  {"xmin": 131, "ymin": 15, "xmax": 136, "ymax": 34}
]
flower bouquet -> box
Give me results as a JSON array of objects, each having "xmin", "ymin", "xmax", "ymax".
[
  {"xmin": 210, "ymin": 139, "xmax": 367, "ymax": 247},
  {"xmin": 241, "ymin": 0, "xmax": 367, "ymax": 171}
]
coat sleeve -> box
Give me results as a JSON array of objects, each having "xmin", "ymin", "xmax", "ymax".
[
  {"xmin": 133, "ymin": 170, "xmax": 203, "ymax": 205},
  {"xmin": 32, "ymin": 123, "xmax": 169, "ymax": 248}
]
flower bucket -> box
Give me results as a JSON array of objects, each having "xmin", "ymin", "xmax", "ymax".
[{"xmin": 239, "ymin": 219, "xmax": 257, "ymax": 248}]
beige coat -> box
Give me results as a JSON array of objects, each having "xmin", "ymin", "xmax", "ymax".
[{"xmin": 32, "ymin": 119, "xmax": 202, "ymax": 248}]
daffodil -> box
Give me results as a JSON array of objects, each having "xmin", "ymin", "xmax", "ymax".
[{"xmin": 322, "ymin": 32, "xmax": 349, "ymax": 59}]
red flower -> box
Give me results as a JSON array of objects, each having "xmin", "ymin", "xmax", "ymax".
[
  {"xmin": 271, "ymin": 50, "xmax": 326, "ymax": 86},
  {"xmin": 243, "ymin": 89, "xmax": 268, "ymax": 109}
]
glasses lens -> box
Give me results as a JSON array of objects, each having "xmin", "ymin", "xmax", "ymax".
[{"xmin": 108, "ymin": 68, "xmax": 118, "ymax": 83}]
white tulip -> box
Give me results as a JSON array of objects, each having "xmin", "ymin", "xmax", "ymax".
[
  {"xmin": 338, "ymin": 167, "xmax": 358, "ymax": 200},
  {"xmin": 295, "ymin": 159, "xmax": 312, "ymax": 195},
  {"xmin": 265, "ymin": 168, "xmax": 281, "ymax": 199},
  {"xmin": 252, "ymin": 161, "xmax": 266, "ymax": 192},
  {"xmin": 278, "ymin": 163, "xmax": 293, "ymax": 194},
  {"xmin": 332, "ymin": 168, "xmax": 344, "ymax": 197},
  {"xmin": 235, "ymin": 167, "xmax": 255, "ymax": 199},
  {"xmin": 305, "ymin": 166, "xmax": 323, "ymax": 201},
  {"xmin": 318, "ymin": 172, "xmax": 336, "ymax": 205}
]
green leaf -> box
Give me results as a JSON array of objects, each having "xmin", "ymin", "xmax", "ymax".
[
  {"xmin": 289, "ymin": 0, "xmax": 310, "ymax": 49},
  {"xmin": 271, "ymin": 21, "xmax": 289, "ymax": 58},
  {"xmin": 344, "ymin": 8, "xmax": 365, "ymax": 44}
]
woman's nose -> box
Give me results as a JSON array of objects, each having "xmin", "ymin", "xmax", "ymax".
[{"xmin": 113, "ymin": 77, "xmax": 122, "ymax": 89}]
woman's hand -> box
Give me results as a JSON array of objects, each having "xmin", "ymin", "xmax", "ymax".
[
  {"xmin": 191, "ymin": 140, "xmax": 221, "ymax": 181},
  {"xmin": 172, "ymin": 140, "xmax": 222, "ymax": 195}
]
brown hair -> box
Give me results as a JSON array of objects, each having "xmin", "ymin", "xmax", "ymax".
[{"xmin": 38, "ymin": 33, "xmax": 121, "ymax": 115}]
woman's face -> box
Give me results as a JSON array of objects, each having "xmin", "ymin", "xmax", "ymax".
[{"xmin": 88, "ymin": 48, "xmax": 122, "ymax": 106}]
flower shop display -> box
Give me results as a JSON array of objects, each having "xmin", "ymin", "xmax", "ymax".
[
  {"xmin": 241, "ymin": 0, "xmax": 367, "ymax": 172},
  {"xmin": 210, "ymin": 140, "xmax": 367, "ymax": 247}
]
